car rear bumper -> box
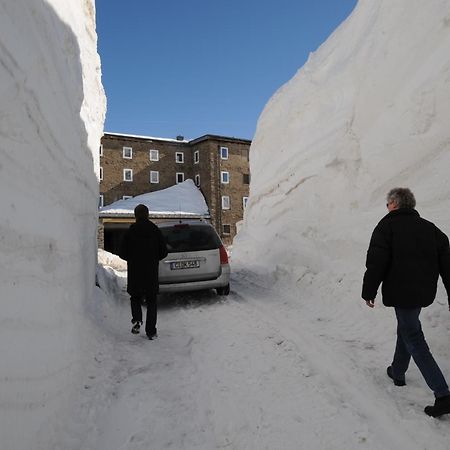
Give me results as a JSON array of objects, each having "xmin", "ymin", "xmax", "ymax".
[{"xmin": 159, "ymin": 264, "xmax": 230, "ymax": 293}]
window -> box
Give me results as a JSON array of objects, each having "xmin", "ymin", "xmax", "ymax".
[
  {"xmin": 150, "ymin": 170, "xmax": 159, "ymax": 184},
  {"xmin": 99, "ymin": 166, "xmax": 103, "ymax": 181},
  {"xmin": 123, "ymin": 146, "xmax": 132, "ymax": 159},
  {"xmin": 176, "ymin": 172, "xmax": 184, "ymax": 184},
  {"xmin": 243, "ymin": 197, "xmax": 249, "ymax": 209},
  {"xmin": 149, "ymin": 149, "xmax": 159, "ymax": 161},
  {"xmin": 242, "ymin": 148, "xmax": 249, "ymax": 160},
  {"xmin": 99, "ymin": 195, "xmax": 104, "ymax": 208},
  {"xmin": 195, "ymin": 174, "xmax": 200, "ymax": 187},
  {"xmin": 243, "ymin": 173, "xmax": 250, "ymax": 184},
  {"xmin": 221, "ymin": 171, "xmax": 229, "ymax": 184},
  {"xmin": 222, "ymin": 195, "xmax": 230, "ymax": 210},
  {"xmin": 123, "ymin": 169, "xmax": 133, "ymax": 182},
  {"xmin": 159, "ymin": 224, "xmax": 222, "ymax": 253},
  {"xmin": 223, "ymin": 224, "xmax": 231, "ymax": 235},
  {"xmin": 99, "ymin": 144, "xmax": 103, "ymax": 157},
  {"xmin": 175, "ymin": 152, "xmax": 184, "ymax": 163},
  {"xmin": 194, "ymin": 150, "xmax": 199, "ymax": 164},
  {"xmin": 122, "ymin": 195, "xmax": 133, "ymax": 200},
  {"xmin": 220, "ymin": 146, "xmax": 229, "ymax": 160}
]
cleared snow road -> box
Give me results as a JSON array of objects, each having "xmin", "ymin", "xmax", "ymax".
[{"xmin": 82, "ymin": 268, "xmax": 450, "ymax": 450}]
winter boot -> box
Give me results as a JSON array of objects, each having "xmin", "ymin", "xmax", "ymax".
[
  {"xmin": 131, "ymin": 321, "xmax": 142, "ymax": 334},
  {"xmin": 387, "ymin": 366, "xmax": 406, "ymax": 386},
  {"xmin": 147, "ymin": 331, "xmax": 158, "ymax": 340},
  {"xmin": 424, "ymin": 395, "xmax": 450, "ymax": 417}
]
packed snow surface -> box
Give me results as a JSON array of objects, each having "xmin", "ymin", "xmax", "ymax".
[
  {"xmin": 78, "ymin": 252, "xmax": 450, "ymax": 449},
  {"xmin": 99, "ymin": 179, "xmax": 210, "ymax": 218},
  {"xmin": 0, "ymin": 0, "xmax": 105, "ymax": 449}
]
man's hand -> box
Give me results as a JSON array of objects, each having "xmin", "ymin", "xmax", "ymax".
[{"xmin": 366, "ymin": 300, "xmax": 375, "ymax": 308}]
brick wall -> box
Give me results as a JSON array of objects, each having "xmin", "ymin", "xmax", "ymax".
[
  {"xmin": 100, "ymin": 133, "xmax": 250, "ymax": 244},
  {"xmin": 100, "ymin": 135, "xmax": 193, "ymax": 205}
]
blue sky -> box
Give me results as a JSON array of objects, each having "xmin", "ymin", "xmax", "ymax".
[{"xmin": 96, "ymin": 0, "xmax": 357, "ymax": 140}]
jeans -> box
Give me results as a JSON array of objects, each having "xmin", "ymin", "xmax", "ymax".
[
  {"xmin": 392, "ymin": 307, "xmax": 450, "ymax": 398},
  {"xmin": 130, "ymin": 293, "xmax": 157, "ymax": 336}
]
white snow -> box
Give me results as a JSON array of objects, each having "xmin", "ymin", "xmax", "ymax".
[
  {"xmin": 84, "ymin": 252, "xmax": 450, "ymax": 449},
  {"xmin": 106, "ymin": 131, "xmax": 190, "ymax": 143},
  {"xmin": 3, "ymin": 0, "xmax": 450, "ymax": 449},
  {"xmin": 99, "ymin": 179, "xmax": 210, "ymax": 218},
  {"xmin": 0, "ymin": 0, "xmax": 105, "ymax": 449},
  {"xmin": 234, "ymin": 0, "xmax": 450, "ymax": 280},
  {"xmin": 229, "ymin": 0, "xmax": 450, "ymax": 445}
]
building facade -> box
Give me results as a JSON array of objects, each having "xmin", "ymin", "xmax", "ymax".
[{"xmin": 100, "ymin": 132, "xmax": 251, "ymax": 244}]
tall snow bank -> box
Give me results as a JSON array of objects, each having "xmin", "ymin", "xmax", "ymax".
[
  {"xmin": 233, "ymin": 0, "xmax": 450, "ymax": 291},
  {"xmin": 0, "ymin": 1, "xmax": 105, "ymax": 448}
]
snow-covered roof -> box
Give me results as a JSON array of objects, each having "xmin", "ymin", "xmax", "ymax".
[
  {"xmin": 104, "ymin": 131, "xmax": 252, "ymax": 145},
  {"xmin": 99, "ymin": 179, "xmax": 210, "ymax": 218},
  {"xmin": 104, "ymin": 131, "xmax": 190, "ymax": 143}
]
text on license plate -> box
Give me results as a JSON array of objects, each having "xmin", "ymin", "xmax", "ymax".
[{"xmin": 170, "ymin": 260, "xmax": 200, "ymax": 270}]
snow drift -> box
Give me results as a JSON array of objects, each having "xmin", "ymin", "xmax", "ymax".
[
  {"xmin": 0, "ymin": 1, "xmax": 105, "ymax": 448},
  {"xmin": 233, "ymin": 0, "xmax": 450, "ymax": 294}
]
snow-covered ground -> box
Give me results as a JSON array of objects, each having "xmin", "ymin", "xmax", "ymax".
[{"xmin": 73, "ymin": 251, "xmax": 450, "ymax": 450}]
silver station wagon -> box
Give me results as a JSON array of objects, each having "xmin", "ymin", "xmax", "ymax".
[{"xmin": 158, "ymin": 221, "xmax": 230, "ymax": 295}]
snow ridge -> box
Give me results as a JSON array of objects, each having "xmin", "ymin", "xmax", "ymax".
[
  {"xmin": 0, "ymin": 1, "xmax": 105, "ymax": 448},
  {"xmin": 234, "ymin": 0, "xmax": 450, "ymax": 282}
]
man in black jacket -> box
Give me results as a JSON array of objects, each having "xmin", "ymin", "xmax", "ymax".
[
  {"xmin": 362, "ymin": 187, "xmax": 450, "ymax": 417},
  {"xmin": 119, "ymin": 204, "xmax": 168, "ymax": 339}
]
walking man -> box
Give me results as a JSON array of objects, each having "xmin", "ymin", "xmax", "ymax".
[
  {"xmin": 362, "ymin": 187, "xmax": 450, "ymax": 417},
  {"xmin": 119, "ymin": 204, "xmax": 168, "ymax": 339}
]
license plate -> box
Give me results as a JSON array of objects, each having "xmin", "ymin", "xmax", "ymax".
[{"xmin": 170, "ymin": 260, "xmax": 200, "ymax": 270}]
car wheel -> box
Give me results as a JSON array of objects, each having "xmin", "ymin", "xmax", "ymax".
[{"xmin": 216, "ymin": 284, "xmax": 230, "ymax": 296}]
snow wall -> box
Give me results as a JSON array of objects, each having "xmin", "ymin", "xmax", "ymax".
[
  {"xmin": 0, "ymin": 1, "xmax": 105, "ymax": 448},
  {"xmin": 233, "ymin": 0, "xmax": 450, "ymax": 293}
]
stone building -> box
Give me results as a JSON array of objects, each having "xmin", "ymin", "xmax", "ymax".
[{"xmin": 100, "ymin": 132, "xmax": 251, "ymax": 244}]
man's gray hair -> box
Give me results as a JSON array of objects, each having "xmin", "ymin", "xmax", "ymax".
[{"xmin": 386, "ymin": 187, "xmax": 416, "ymax": 209}]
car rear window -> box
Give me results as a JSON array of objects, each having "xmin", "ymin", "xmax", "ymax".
[{"xmin": 160, "ymin": 224, "xmax": 222, "ymax": 253}]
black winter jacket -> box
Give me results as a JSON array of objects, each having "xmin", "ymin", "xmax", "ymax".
[
  {"xmin": 362, "ymin": 208, "xmax": 450, "ymax": 308},
  {"xmin": 119, "ymin": 219, "xmax": 168, "ymax": 297}
]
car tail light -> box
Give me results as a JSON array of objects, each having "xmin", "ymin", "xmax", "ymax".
[{"xmin": 219, "ymin": 245, "xmax": 229, "ymax": 265}]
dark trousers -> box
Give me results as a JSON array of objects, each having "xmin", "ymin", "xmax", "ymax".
[
  {"xmin": 130, "ymin": 293, "xmax": 157, "ymax": 336},
  {"xmin": 391, "ymin": 307, "xmax": 450, "ymax": 398}
]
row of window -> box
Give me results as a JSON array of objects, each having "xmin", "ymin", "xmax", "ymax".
[
  {"xmin": 221, "ymin": 196, "xmax": 248, "ymax": 210},
  {"xmin": 99, "ymin": 194, "xmax": 249, "ymax": 211},
  {"xmin": 119, "ymin": 169, "xmax": 190, "ymax": 185},
  {"xmin": 100, "ymin": 145, "xmax": 231, "ymax": 162},
  {"xmin": 100, "ymin": 167, "xmax": 249, "ymax": 186}
]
